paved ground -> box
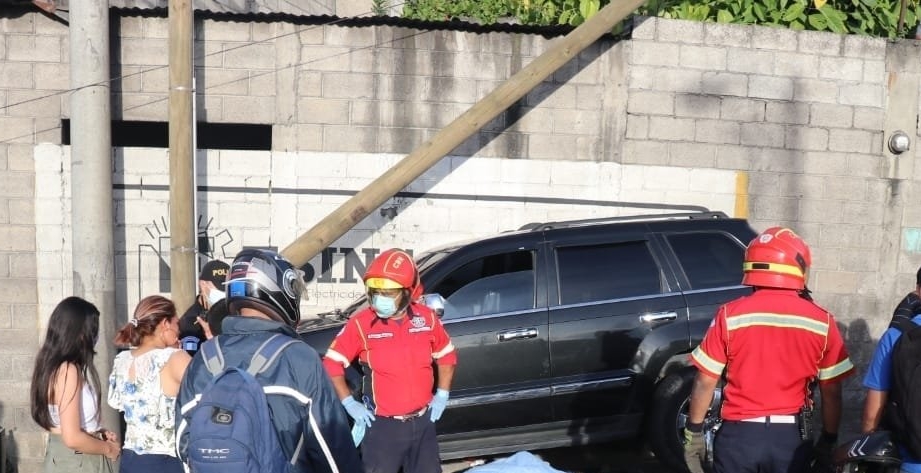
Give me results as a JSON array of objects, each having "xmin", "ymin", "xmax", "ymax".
[{"xmin": 441, "ymin": 441, "xmax": 672, "ymax": 473}]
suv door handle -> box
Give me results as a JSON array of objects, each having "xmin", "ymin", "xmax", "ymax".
[
  {"xmin": 639, "ymin": 311, "xmax": 678, "ymax": 323},
  {"xmin": 497, "ymin": 327, "xmax": 538, "ymax": 342}
]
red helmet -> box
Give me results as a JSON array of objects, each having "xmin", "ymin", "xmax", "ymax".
[
  {"xmin": 363, "ymin": 249, "xmax": 422, "ymax": 301},
  {"xmin": 742, "ymin": 227, "xmax": 811, "ymax": 290}
]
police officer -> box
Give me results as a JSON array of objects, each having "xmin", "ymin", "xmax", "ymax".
[
  {"xmin": 323, "ymin": 249, "xmax": 457, "ymax": 473},
  {"xmin": 683, "ymin": 227, "xmax": 855, "ymax": 473},
  {"xmin": 177, "ymin": 259, "xmax": 229, "ymax": 352}
]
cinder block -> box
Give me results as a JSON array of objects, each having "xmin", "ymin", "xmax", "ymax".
[
  {"xmin": 525, "ymin": 83, "xmax": 577, "ymax": 109},
  {"xmin": 628, "ymin": 64, "xmax": 656, "ymax": 90},
  {"xmin": 197, "ymin": 68, "xmax": 250, "ymax": 95},
  {"xmin": 741, "ymin": 122, "xmax": 785, "ymax": 147},
  {"xmin": 675, "ymin": 94, "xmax": 720, "ymax": 119},
  {"xmin": 774, "ymin": 52, "xmax": 818, "ymax": 78},
  {"xmin": 33, "ymin": 63, "xmax": 69, "ymax": 90},
  {"xmin": 727, "ymin": 48, "xmax": 773, "ymax": 75},
  {"xmin": 753, "ymin": 147, "xmax": 804, "ymax": 173},
  {"xmin": 695, "ymin": 119, "xmax": 740, "ymax": 144},
  {"xmin": 118, "ymin": 37, "xmax": 168, "ymax": 66},
  {"xmin": 322, "ymin": 72, "xmax": 375, "ymax": 99},
  {"xmin": 650, "ymin": 68, "xmax": 702, "ymax": 94},
  {"xmin": 297, "ymin": 70, "xmax": 323, "ymax": 97},
  {"xmin": 297, "ymin": 97, "xmax": 350, "ymax": 125},
  {"xmin": 798, "ymin": 30, "xmax": 842, "ymax": 55},
  {"xmin": 1, "ymin": 14, "xmax": 36, "ymax": 34},
  {"xmin": 803, "ymin": 151, "xmax": 849, "ymax": 175},
  {"xmin": 656, "ymin": 18, "xmax": 704, "ymax": 44},
  {"xmin": 575, "ymin": 85, "xmax": 605, "ymax": 110},
  {"xmin": 847, "ymin": 153, "xmax": 883, "ymax": 178},
  {"xmin": 642, "ymin": 166, "xmax": 691, "ymax": 191},
  {"xmin": 844, "ymin": 34, "xmax": 887, "ymax": 59},
  {"xmin": 839, "ymin": 84, "xmax": 883, "ymax": 107},
  {"xmin": 6, "ymin": 34, "xmax": 61, "ymax": 62},
  {"xmin": 627, "ymin": 90, "xmax": 674, "ymax": 115},
  {"xmin": 626, "ymin": 115, "xmax": 648, "ymax": 139},
  {"xmin": 824, "ymin": 176, "xmax": 868, "ymax": 201},
  {"xmin": 819, "ymin": 56, "xmax": 864, "ymax": 81},
  {"xmin": 527, "ymin": 133, "xmax": 579, "ymax": 160},
  {"xmin": 853, "ymin": 107, "xmax": 884, "ymax": 131},
  {"xmin": 0, "ymin": 117, "xmax": 36, "ymax": 144},
  {"xmin": 10, "ymin": 254, "xmax": 36, "ymax": 278},
  {"xmin": 300, "ymin": 45, "xmax": 352, "ymax": 72},
  {"xmin": 793, "ymin": 78, "xmax": 838, "ymax": 104},
  {"xmin": 197, "ymin": 19, "xmax": 252, "ymax": 42},
  {"xmin": 0, "ymin": 277, "xmax": 36, "ymax": 302},
  {"xmin": 785, "ymin": 126, "xmax": 828, "ymax": 151},
  {"xmin": 552, "ymin": 109, "xmax": 601, "ymax": 134},
  {"xmin": 811, "ymin": 270, "xmax": 860, "ymax": 294},
  {"xmin": 810, "ymin": 103, "xmax": 853, "ymax": 128},
  {"xmin": 863, "ymin": 60, "xmax": 885, "ymax": 84},
  {"xmin": 0, "ymin": 63, "xmax": 33, "ymax": 89},
  {"xmin": 631, "ymin": 41, "xmax": 680, "ymax": 67},
  {"xmin": 704, "ymin": 22, "xmax": 752, "ymax": 48},
  {"xmin": 631, "ymin": 16, "xmax": 656, "ymax": 40},
  {"xmin": 702, "ymin": 71, "xmax": 747, "ymax": 97},
  {"xmin": 622, "ymin": 139, "xmax": 669, "ymax": 165},
  {"xmin": 668, "ymin": 142, "xmax": 717, "ymax": 168},
  {"xmin": 223, "ymin": 43, "xmax": 275, "ymax": 70},
  {"xmin": 223, "ymin": 95, "xmax": 275, "ymax": 123},
  {"xmin": 454, "ymin": 52, "xmax": 511, "ymax": 81},
  {"xmin": 648, "ymin": 116, "xmax": 695, "ymax": 141},
  {"xmin": 720, "ymin": 97, "xmax": 765, "ymax": 122},
  {"xmin": 752, "ymin": 26, "xmax": 798, "ymax": 51},
  {"xmin": 6, "ymin": 90, "xmax": 60, "ymax": 119},
  {"xmin": 716, "ymin": 144, "xmax": 756, "ymax": 170},
  {"xmin": 679, "ymin": 45, "xmax": 727, "ymax": 70}
]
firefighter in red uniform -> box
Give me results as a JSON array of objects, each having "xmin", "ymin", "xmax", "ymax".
[
  {"xmin": 683, "ymin": 227, "xmax": 854, "ymax": 473},
  {"xmin": 323, "ymin": 249, "xmax": 457, "ymax": 473}
]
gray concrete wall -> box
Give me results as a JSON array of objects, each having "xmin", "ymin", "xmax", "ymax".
[{"xmin": 2, "ymin": 9, "xmax": 920, "ymax": 471}]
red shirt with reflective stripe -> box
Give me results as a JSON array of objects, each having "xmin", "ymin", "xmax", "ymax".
[
  {"xmin": 322, "ymin": 303, "xmax": 457, "ymax": 416},
  {"xmin": 689, "ymin": 288, "xmax": 854, "ymax": 421}
]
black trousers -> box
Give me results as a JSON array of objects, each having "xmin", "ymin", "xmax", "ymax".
[
  {"xmin": 361, "ymin": 414, "xmax": 441, "ymax": 473},
  {"xmin": 714, "ymin": 420, "xmax": 813, "ymax": 473}
]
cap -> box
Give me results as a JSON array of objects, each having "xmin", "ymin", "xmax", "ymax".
[{"xmin": 199, "ymin": 260, "xmax": 230, "ymax": 288}]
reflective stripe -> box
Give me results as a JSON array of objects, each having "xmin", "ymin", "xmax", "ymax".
[
  {"xmin": 433, "ymin": 342, "xmax": 455, "ymax": 359},
  {"xmin": 818, "ymin": 358, "xmax": 854, "ymax": 381},
  {"xmin": 691, "ymin": 346, "xmax": 725, "ymax": 376},
  {"xmin": 743, "ymin": 261, "xmax": 804, "ymax": 277},
  {"xmin": 726, "ymin": 312, "xmax": 828, "ymax": 336},
  {"xmin": 325, "ymin": 348, "xmax": 351, "ymax": 369}
]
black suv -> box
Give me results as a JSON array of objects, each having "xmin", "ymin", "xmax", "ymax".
[{"xmin": 297, "ymin": 211, "xmax": 756, "ymax": 470}]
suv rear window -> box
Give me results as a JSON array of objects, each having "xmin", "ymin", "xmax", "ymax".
[
  {"xmin": 557, "ymin": 241, "xmax": 662, "ymax": 304},
  {"xmin": 667, "ymin": 232, "xmax": 745, "ymax": 289}
]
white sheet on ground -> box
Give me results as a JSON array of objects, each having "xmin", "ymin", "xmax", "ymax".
[{"xmin": 465, "ymin": 451, "xmax": 567, "ymax": 473}]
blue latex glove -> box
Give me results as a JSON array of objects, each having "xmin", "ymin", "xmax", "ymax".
[
  {"xmin": 341, "ymin": 397, "xmax": 375, "ymax": 427},
  {"xmin": 429, "ymin": 389, "xmax": 449, "ymax": 422},
  {"xmin": 350, "ymin": 421, "xmax": 366, "ymax": 446}
]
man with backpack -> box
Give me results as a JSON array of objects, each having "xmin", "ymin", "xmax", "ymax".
[
  {"xmin": 861, "ymin": 266, "xmax": 921, "ymax": 473},
  {"xmin": 174, "ymin": 248, "xmax": 363, "ymax": 473}
]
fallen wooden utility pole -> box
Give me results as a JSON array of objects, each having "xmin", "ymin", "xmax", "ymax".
[{"xmin": 281, "ymin": 0, "xmax": 646, "ymax": 267}]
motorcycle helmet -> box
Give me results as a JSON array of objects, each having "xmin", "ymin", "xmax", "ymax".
[
  {"xmin": 742, "ymin": 226, "xmax": 811, "ymax": 290},
  {"xmin": 226, "ymin": 249, "xmax": 305, "ymax": 327},
  {"xmin": 834, "ymin": 431, "xmax": 902, "ymax": 473}
]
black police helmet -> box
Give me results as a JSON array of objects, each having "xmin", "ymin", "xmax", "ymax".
[{"xmin": 226, "ymin": 249, "xmax": 305, "ymax": 328}]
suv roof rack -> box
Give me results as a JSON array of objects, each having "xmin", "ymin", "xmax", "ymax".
[{"xmin": 518, "ymin": 211, "xmax": 729, "ymax": 232}]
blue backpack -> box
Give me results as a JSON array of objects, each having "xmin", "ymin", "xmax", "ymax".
[{"xmin": 185, "ymin": 334, "xmax": 298, "ymax": 473}]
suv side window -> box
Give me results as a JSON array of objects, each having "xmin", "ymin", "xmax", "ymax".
[
  {"xmin": 667, "ymin": 232, "xmax": 745, "ymax": 289},
  {"xmin": 557, "ymin": 241, "xmax": 663, "ymax": 304},
  {"xmin": 430, "ymin": 250, "xmax": 535, "ymax": 320}
]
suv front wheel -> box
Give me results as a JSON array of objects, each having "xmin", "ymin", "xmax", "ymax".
[{"xmin": 646, "ymin": 369, "xmax": 722, "ymax": 473}]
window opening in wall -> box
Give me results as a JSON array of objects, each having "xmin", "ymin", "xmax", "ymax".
[{"xmin": 61, "ymin": 120, "xmax": 272, "ymax": 150}]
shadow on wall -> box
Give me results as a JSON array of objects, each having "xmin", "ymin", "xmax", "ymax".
[{"xmin": 0, "ymin": 401, "xmax": 17, "ymax": 473}]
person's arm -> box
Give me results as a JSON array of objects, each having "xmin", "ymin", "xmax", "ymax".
[
  {"xmin": 436, "ymin": 363, "xmax": 455, "ymax": 392},
  {"xmin": 328, "ymin": 374, "xmax": 352, "ymax": 401},
  {"xmin": 819, "ymin": 380, "xmax": 843, "ymax": 436},
  {"xmin": 687, "ymin": 371, "xmax": 719, "ymax": 425},
  {"xmin": 54, "ymin": 363, "xmax": 120, "ymax": 460},
  {"xmin": 862, "ymin": 389, "xmax": 887, "ymax": 433},
  {"xmin": 162, "ymin": 349, "xmax": 192, "ymax": 398}
]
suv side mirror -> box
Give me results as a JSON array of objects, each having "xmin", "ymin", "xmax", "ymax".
[{"xmin": 421, "ymin": 293, "xmax": 446, "ymax": 317}]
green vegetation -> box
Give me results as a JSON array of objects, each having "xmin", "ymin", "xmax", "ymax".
[{"xmin": 402, "ymin": 0, "xmax": 921, "ymax": 38}]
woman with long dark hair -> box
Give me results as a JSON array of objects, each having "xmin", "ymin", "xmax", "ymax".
[
  {"xmin": 30, "ymin": 296, "xmax": 120, "ymax": 472},
  {"xmin": 108, "ymin": 295, "xmax": 190, "ymax": 473}
]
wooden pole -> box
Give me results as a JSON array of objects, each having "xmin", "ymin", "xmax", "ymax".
[
  {"xmin": 281, "ymin": 1, "xmax": 645, "ymax": 266},
  {"xmin": 168, "ymin": 0, "xmax": 196, "ymax": 309}
]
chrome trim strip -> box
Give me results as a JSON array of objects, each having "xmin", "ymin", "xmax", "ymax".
[
  {"xmin": 680, "ymin": 285, "xmax": 749, "ymax": 295},
  {"xmin": 555, "ymin": 291, "xmax": 681, "ymax": 309},
  {"xmin": 448, "ymin": 387, "xmax": 552, "ymax": 407},
  {"xmin": 550, "ymin": 377, "xmax": 633, "ymax": 395}
]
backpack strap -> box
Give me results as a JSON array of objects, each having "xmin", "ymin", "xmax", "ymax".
[
  {"xmin": 247, "ymin": 334, "xmax": 298, "ymax": 376},
  {"xmin": 200, "ymin": 338, "xmax": 225, "ymax": 376},
  {"xmin": 889, "ymin": 315, "xmax": 917, "ymax": 333}
]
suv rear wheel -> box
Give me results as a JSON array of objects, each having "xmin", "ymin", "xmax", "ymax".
[{"xmin": 646, "ymin": 369, "xmax": 722, "ymax": 472}]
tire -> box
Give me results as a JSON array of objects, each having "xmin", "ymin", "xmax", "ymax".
[{"xmin": 646, "ymin": 369, "xmax": 722, "ymax": 473}]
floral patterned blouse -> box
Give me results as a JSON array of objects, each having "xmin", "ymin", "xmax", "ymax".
[{"xmin": 108, "ymin": 347, "xmax": 181, "ymax": 456}]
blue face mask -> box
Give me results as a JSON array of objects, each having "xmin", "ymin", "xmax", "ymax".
[{"xmin": 371, "ymin": 294, "xmax": 398, "ymax": 318}]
